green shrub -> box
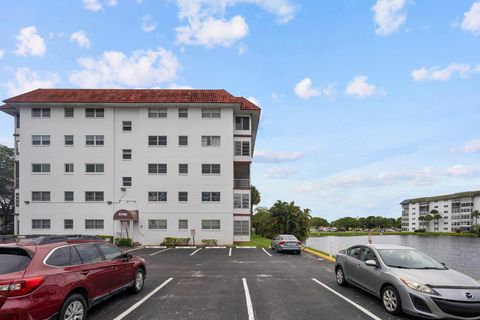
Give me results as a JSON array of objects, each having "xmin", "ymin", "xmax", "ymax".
[
  {"xmin": 163, "ymin": 237, "xmax": 191, "ymax": 246},
  {"xmin": 201, "ymin": 239, "xmax": 218, "ymax": 246},
  {"xmin": 176, "ymin": 238, "xmax": 190, "ymax": 245},
  {"xmin": 115, "ymin": 237, "xmax": 132, "ymax": 246},
  {"xmin": 414, "ymin": 229, "xmax": 426, "ymax": 233},
  {"xmin": 97, "ymin": 235, "xmax": 113, "ymax": 243}
]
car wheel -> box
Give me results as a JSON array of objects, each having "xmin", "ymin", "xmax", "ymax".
[
  {"xmin": 131, "ymin": 268, "xmax": 145, "ymax": 294},
  {"xmin": 59, "ymin": 293, "xmax": 87, "ymax": 320},
  {"xmin": 382, "ymin": 286, "xmax": 402, "ymax": 315},
  {"xmin": 335, "ymin": 267, "xmax": 347, "ymax": 287},
  {"xmin": 297, "ymin": 250, "xmax": 301, "ymax": 255}
]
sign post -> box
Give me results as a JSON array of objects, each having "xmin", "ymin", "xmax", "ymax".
[{"xmin": 191, "ymin": 229, "xmax": 196, "ymax": 246}]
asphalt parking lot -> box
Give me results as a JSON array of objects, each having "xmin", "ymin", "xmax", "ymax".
[{"xmin": 87, "ymin": 247, "xmax": 417, "ymax": 320}]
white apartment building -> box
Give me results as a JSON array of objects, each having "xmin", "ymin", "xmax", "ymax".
[
  {"xmin": 400, "ymin": 190, "xmax": 480, "ymax": 232},
  {"xmin": 0, "ymin": 89, "xmax": 260, "ymax": 245}
]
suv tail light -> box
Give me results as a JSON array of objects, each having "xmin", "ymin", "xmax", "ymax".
[
  {"xmin": 297, "ymin": 241, "xmax": 302, "ymax": 245},
  {"xmin": 279, "ymin": 241, "xmax": 285, "ymax": 245},
  {"xmin": 0, "ymin": 276, "xmax": 46, "ymax": 297}
]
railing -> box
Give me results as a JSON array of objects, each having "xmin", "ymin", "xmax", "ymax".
[{"xmin": 234, "ymin": 179, "xmax": 250, "ymax": 189}]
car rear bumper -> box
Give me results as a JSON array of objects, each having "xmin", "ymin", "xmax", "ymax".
[
  {"xmin": 0, "ymin": 296, "xmax": 59, "ymax": 320},
  {"xmin": 278, "ymin": 245, "xmax": 302, "ymax": 251}
]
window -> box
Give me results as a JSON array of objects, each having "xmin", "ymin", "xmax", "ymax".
[
  {"xmin": 148, "ymin": 219, "xmax": 167, "ymax": 229},
  {"xmin": 85, "ymin": 191, "xmax": 104, "ymax": 202},
  {"xmin": 98, "ymin": 243, "xmax": 122, "ymax": 260},
  {"xmin": 85, "ymin": 163, "xmax": 104, "ymax": 173},
  {"xmin": 202, "ymin": 164, "xmax": 220, "ymax": 174},
  {"xmin": 64, "ymin": 191, "xmax": 74, "ymax": 202},
  {"xmin": 234, "ymin": 221, "xmax": 249, "ymax": 235},
  {"xmin": 16, "ymin": 114, "xmax": 20, "ymax": 129},
  {"xmin": 148, "ymin": 192, "xmax": 167, "ymax": 202},
  {"xmin": 202, "ymin": 192, "xmax": 220, "ymax": 202},
  {"xmin": 64, "ymin": 108, "xmax": 74, "ymax": 118},
  {"xmin": 178, "ymin": 219, "xmax": 188, "ymax": 230},
  {"xmin": 234, "ymin": 141, "xmax": 250, "ymax": 156},
  {"xmin": 65, "ymin": 163, "xmax": 74, "ymax": 173},
  {"xmin": 148, "ymin": 135, "xmax": 167, "ymax": 146},
  {"xmin": 32, "ymin": 219, "xmax": 50, "ymax": 229},
  {"xmin": 178, "ymin": 135, "xmax": 188, "ymax": 146},
  {"xmin": 64, "ymin": 219, "xmax": 74, "ymax": 229},
  {"xmin": 32, "ymin": 108, "xmax": 50, "ymax": 118},
  {"xmin": 202, "ymin": 219, "xmax": 220, "ymax": 230},
  {"xmin": 122, "ymin": 121, "xmax": 132, "ymax": 132},
  {"xmin": 178, "ymin": 108, "xmax": 188, "ymax": 118},
  {"xmin": 32, "ymin": 163, "xmax": 50, "ymax": 173},
  {"xmin": 122, "ymin": 149, "xmax": 132, "ymax": 160},
  {"xmin": 234, "ymin": 194, "xmax": 250, "ymax": 209},
  {"xmin": 123, "ymin": 177, "xmax": 132, "ymax": 187},
  {"xmin": 85, "ymin": 219, "xmax": 104, "ymax": 230},
  {"xmin": 347, "ymin": 247, "xmax": 362, "ymax": 259},
  {"xmin": 85, "ymin": 135, "xmax": 104, "ymax": 146},
  {"xmin": 85, "ymin": 108, "xmax": 104, "ymax": 118},
  {"xmin": 178, "ymin": 192, "xmax": 188, "ymax": 202},
  {"xmin": 202, "ymin": 108, "xmax": 221, "ymax": 118},
  {"xmin": 75, "ymin": 244, "xmax": 103, "ymax": 263},
  {"xmin": 15, "ymin": 193, "xmax": 19, "ymax": 207},
  {"xmin": 148, "ymin": 108, "xmax": 167, "ymax": 118},
  {"xmin": 148, "ymin": 163, "xmax": 167, "ymax": 174},
  {"xmin": 64, "ymin": 135, "xmax": 74, "ymax": 146},
  {"xmin": 179, "ymin": 163, "xmax": 188, "ymax": 175},
  {"xmin": 32, "ymin": 191, "xmax": 50, "ymax": 202},
  {"xmin": 235, "ymin": 117, "xmax": 250, "ymax": 130},
  {"xmin": 201, "ymin": 136, "xmax": 220, "ymax": 147},
  {"xmin": 32, "ymin": 135, "xmax": 50, "ymax": 146},
  {"xmin": 360, "ymin": 248, "xmax": 378, "ymax": 263},
  {"xmin": 45, "ymin": 247, "xmax": 78, "ymax": 267}
]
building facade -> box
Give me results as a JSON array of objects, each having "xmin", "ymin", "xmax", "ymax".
[
  {"xmin": 1, "ymin": 89, "xmax": 260, "ymax": 245},
  {"xmin": 400, "ymin": 190, "xmax": 480, "ymax": 232}
]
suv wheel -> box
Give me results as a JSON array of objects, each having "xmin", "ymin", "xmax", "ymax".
[
  {"xmin": 382, "ymin": 286, "xmax": 402, "ymax": 315},
  {"xmin": 60, "ymin": 293, "xmax": 87, "ymax": 320},
  {"xmin": 335, "ymin": 267, "xmax": 347, "ymax": 286},
  {"xmin": 131, "ymin": 269, "xmax": 145, "ymax": 293}
]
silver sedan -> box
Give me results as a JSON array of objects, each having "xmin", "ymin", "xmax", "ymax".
[
  {"xmin": 334, "ymin": 244, "xmax": 480, "ymax": 319},
  {"xmin": 271, "ymin": 234, "xmax": 302, "ymax": 254}
]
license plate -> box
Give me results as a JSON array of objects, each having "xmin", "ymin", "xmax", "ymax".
[{"xmin": 287, "ymin": 242, "xmax": 296, "ymax": 246}]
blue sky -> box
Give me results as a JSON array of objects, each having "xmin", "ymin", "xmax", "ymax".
[{"xmin": 1, "ymin": 0, "xmax": 479, "ymax": 221}]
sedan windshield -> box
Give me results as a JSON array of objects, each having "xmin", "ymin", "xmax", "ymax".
[
  {"xmin": 377, "ymin": 249, "xmax": 446, "ymax": 269},
  {"xmin": 282, "ymin": 235, "xmax": 297, "ymax": 240}
]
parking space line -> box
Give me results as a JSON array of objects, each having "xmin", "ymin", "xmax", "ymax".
[
  {"xmin": 311, "ymin": 278, "xmax": 383, "ymax": 320},
  {"xmin": 205, "ymin": 246, "xmax": 227, "ymax": 249},
  {"xmin": 261, "ymin": 248, "xmax": 272, "ymax": 257},
  {"xmin": 242, "ymin": 278, "xmax": 255, "ymax": 320},
  {"xmin": 229, "ymin": 248, "xmax": 232, "ymax": 256},
  {"xmin": 149, "ymin": 248, "xmax": 171, "ymax": 256},
  {"xmin": 113, "ymin": 277, "xmax": 174, "ymax": 320},
  {"xmin": 236, "ymin": 246, "xmax": 256, "ymax": 249},
  {"xmin": 122, "ymin": 246, "xmax": 145, "ymax": 253},
  {"xmin": 190, "ymin": 248, "xmax": 202, "ymax": 256}
]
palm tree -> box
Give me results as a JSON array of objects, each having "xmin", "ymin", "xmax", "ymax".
[
  {"xmin": 418, "ymin": 216, "xmax": 425, "ymax": 230},
  {"xmin": 424, "ymin": 214, "xmax": 434, "ymax": 232},
  {"xmin": 471, "ymin": 210, "xmax": 480, "ymax": 232},
  {"xmin": 430, "ymin": 210, "xmax": 442, "ymax": 232}
]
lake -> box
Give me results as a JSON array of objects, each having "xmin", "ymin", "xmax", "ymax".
[{"xmin": 306, "ymin": 235, "xmax": 480, "ymax": 280}]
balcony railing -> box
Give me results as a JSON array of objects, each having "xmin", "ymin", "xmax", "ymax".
[{"xmin": 234, "ymin": 179, "xmax": 250, "ymax": 189}]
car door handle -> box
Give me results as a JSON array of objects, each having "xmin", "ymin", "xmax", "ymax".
[
  {"xmin": 112, "ymin": 267, "xmax": 118, "ymax": 271},
  {"xmin": 80, "ymin": 270, "xmax": 89, "ymax": 275}
]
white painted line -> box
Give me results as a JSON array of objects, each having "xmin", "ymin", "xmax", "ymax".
[
  {"xmin": 190, "ymin": 248, "xmax": 202, "ymax": 256},
  {"xmin": 113, "ymin": 277, "xmax": 173, "ymax": 320},
  {"xmin": 123, "ymin": 246, "xmax": 145, "ymax": 253},
  {"xmin": 236, "ymin": 246, "xmax": 257, "ymax": 249},
  {"xmin": 229, "ymin": 248, "xmax": 232, "ymax": 256},
  {"xmin": 205, "ymin": 246, "xmax": 227, "ymax": 249},
  {"xmin": 145, "ymin": 245, "xmax": 166, "ymax": 249},
  {"xmin": 175, "ymin": 246, "xmax": 195, "ymax": 249},
  {"xmin": 261, "ymin": 248, "xmax": 272, "ymax": 257},
  {"xmin": 242, "ymin": 278, "xmax": 255, "ymax": 320},
  {"xmin": 311, "ymin": 278, "xmax": 382, "ymax": 320},
  {"xmin": 149, "ymin": 248, "xmax": 171, "ymax": 256}
]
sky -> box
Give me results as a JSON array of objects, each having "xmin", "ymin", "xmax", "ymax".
[{"xmin": 0, "ymin": 0, "xmax": 479, "ymax": 222}]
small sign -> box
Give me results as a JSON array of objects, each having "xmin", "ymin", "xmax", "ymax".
[{"xmin": 190, "ymin": 229, "xmax": 196, "ymax": 237}]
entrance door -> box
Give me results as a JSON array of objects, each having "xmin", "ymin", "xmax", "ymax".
[{"xmin": 120, "ymin": 220, "xmax": 131, "ymax": 239}]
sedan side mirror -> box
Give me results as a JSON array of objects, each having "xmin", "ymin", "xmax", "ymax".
[{"xmin": 365, "ymin": 259, "xmax": 378, "ymax": 267}]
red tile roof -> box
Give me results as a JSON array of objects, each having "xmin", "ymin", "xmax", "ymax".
[
  {"xmin": 0, "ymin": 104, "xmax": 14, "ymax": 110},
  {"xmin": 3, "ymin": 89, "xmax": 260, "ymax": 110}
]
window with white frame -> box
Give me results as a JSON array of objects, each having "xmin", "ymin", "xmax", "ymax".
[
  {"xmin": 234, "ymin": 141, "xmax": 250, "ymax": 156},
  {"xmin": 85, "ymin": 108, "xmax": 104, "ymax": 118},
  {"xmin": 123, "ymin": 177, "xmax": 132, "ymax": 187},
  {"xmin": 148, "ymin": 163, "xmax": 167, "ymax": 174},
  {"xmin": 202, "ymin": 219, "xmax": 220, "ymax": 230},
  {"xmin": 234, "ymin": 194, "xmax": 250, "ymax": 209},
  {"xmin": 178, "ymin": 191, "xmax": 188, "ymax": 202},
  {"xmin": 32, "ymin": 163, "xmax": 50, "ymax": 173},
  {"xmin": 85, "ymin": 219, "xmax": 104, "ymax": 229},
  {"xmin": 235, "ymin": 116, "xmax": 250, "ymax": 130},
  {"xmin": 178, "ymin": 219, "xmax": 188, "ymax": 230},
  {"xmin": 179, "ymin": 163, "xmax": 188, "ymax": 175},
  {"xmin": 85, "ymin": 135, "xmax": 104, "ymax": 146},
  {"xmin": 32, "ymin": 219, "xmax": 50, "ymax": 229},
  {"xmin": 64, "ymin": 135, "xmax": 74, "ymax": 146},
  {"xmin": 64, "ymin": 219, "xmax": 74, "ymax": 229},
  {"xmin": 32, "ymin": 108, "xmax": 50, "ymax": 118},
  {"xmin": 32, "ymin": 135, "xmax": 50, "ymax": 146},
  {"xmin": 178, "ymin": 108, "xmax": 188, "ymax": 118},
  {"xmin": 85, "ymin": 163, "xmax": 104, "ymax": 173},
  {"xmin": 64, "ymin": 108, "xmax": 74, "ymax": 118},
  {"xmin": 178, "ymin": 135, "xmax": 188, "ymax": 146},
  {"xmin": 201, "ymin": 136, "xmax": 220, "ymax": 147},
  {"xmin": 148, "ymin": 192, "xmax": 167, "ymax": 202},
  {"xmin": 65, "ymin": 163, "xmax": 74, "ymax": 173},
  {"xmin": 148, "ymin": 219, "xmax": 167, "ymax": 229},
  {"xmin": 122, "ymin": 149, "xmax": 132, "ymax": 160},
  {"xmin": 64, "ymin": 191, "xmax": 74, "ymax": 202},
  {"xmin": 148, "ymin": 108, "xmax": 167, "ymax": 118},
  {"xmin": 148, "ymin": 135, "xmax": 167, "ymax": 146},
  {"xmin": 85, "ymin": 191, "xmax": 104, "ymax": 202},
  {"xmin": 202, "ymin": 108, "xmax": 221, "ymax": 118},
  {"xmin": 122, "ymin": 121, "xmax": 132, "ymax": 132},
  {"xmin": 32, "ymin": 191, "xmax": 50, "ymax": 202},
  {"xmin": 201, "ymin": 192, "xmax": 220, "ymax": 202},
  {"xmin": 234, "ymin": 221, "xmax": 250, "ymax": 235},
  {"xmin": 202, "ymin": 164, "xmax": 220, "ymax": 174}
]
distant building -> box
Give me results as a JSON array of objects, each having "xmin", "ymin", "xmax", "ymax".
[
  {"xmin": 0, "ymin": 88, "xmax": 260, "ymax": 245},
  {"xmin": 400, "ymin": 190, "xmax": 480, "ymax": 232}
]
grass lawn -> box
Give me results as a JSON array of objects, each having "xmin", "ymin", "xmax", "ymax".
[{"xmin": 235, "ymin": 234, "xmax": 272, "ymax": 248}]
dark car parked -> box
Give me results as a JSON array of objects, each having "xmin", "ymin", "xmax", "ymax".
[{"xmin": 0, "ymin": 235, "xmax": 146, "ymax": 320}]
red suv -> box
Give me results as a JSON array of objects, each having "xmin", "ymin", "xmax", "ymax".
[{"xmin": 0, "ymin": 235, "xmax": 146, "ymax": 320}]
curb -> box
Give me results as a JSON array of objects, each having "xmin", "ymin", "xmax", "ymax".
[{"xmin": 304, "ymin": 247, "xmax": 336, "ymax": 262}]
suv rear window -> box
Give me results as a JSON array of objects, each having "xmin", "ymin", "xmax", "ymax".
[
  {"xmin": 45, "ymin": 246, "xmax": 83, "ymax": 267},
  {"xmin": 0, "ymin": 248, "xmax": 31, "ymax": 275}
]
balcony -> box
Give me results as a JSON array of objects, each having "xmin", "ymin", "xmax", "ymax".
[
  {"xmin": 234, "ymin": 179, "xmax": 250, "ymax": 189},
  {"xmin": 234, "ymin": 162, "xmax": 250, "ymax": 190}
]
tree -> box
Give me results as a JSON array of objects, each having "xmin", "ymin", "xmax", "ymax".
[
  {"xmin": 331, "ymin": 217, "xmax": 359, "ymax": 230},
  {"xmin": 418, "ymin": 216, "xmax": 425, "ymax": 230},
  {"xmin": 250, "ymin": 185, "xmax": 261, "ymax": 211},
  {"xmin": 310, "ymin": 217, "xmax": 329, "ymax": 229},
  {"xmin": 424, "ymin": 214, "xmax": 434, "ymax": 232},
  {"xmin": 430, "ymin": 210, "xmax": 442, "ymax": 232},
  {"xmin": 471, "ymin": 210, "xmax": 480, "ymax": 233},
  {"xmin": 0, "ymin": 145, "xmax": 15, "ymax": 226}
]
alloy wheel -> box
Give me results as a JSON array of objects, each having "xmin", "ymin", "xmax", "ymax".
[
  {"xmin": 383, "ymin": 288, "xmax": 398, "ymax": 312},
  {"xmin": 336, "ymin": 269, "xmax": 344, "ymax": 284},
  {"xmin": 64, "ymin": 301, "xmax": 84, "ymax": 320},
  {"xmin": 135, "ymin": 270, "xmax": 144, "ymax": 290}
]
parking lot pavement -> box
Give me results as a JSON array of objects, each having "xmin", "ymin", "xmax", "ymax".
[{"xmin": 88, "ymin": 247, "xmax": 416, "ymax": 320}]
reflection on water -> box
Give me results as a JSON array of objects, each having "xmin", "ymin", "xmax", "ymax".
[{"xmin": 306, "ymin": 235, "xmax": 480, "ymax": 279}]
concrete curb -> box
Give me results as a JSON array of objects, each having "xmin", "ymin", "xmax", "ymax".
[{"xmin": 304, "ymin": 247, "xmax": 336, "ymax": 263}]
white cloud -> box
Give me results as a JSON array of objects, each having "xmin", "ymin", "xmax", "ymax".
[
  {"xmin": 70, "ymin": 30, "xmax": 91, "ymax": 48},
  {"xmin": 106, "ymin": 0, "xmax": 117, "ymax": 6},
  {"xmin": 83, "ymin": 0, "xmax": 102, "ymax": 11},
  {"xmin": 248, "ymin": 0, "xmax": 296, "ymax": 24},
  {"xmin": 453, "ymin": 139, "xmax": 480, "ymax": 153},
  {"xmin": 0, "ymin": 49, "xmax": 4, "ymax": 59},
  {"xmin": 345, "ymin": 75, "xmax": 379, "ymax": 98},
  {"xmin": 320, "ymin": 83, "xmax": 337, "ymax": 98},
  {"xmin": 461, "ymin": 1, "xmax": 480, "ymax": 36},
  {"xmin": 264, "ymin": 167, "xmax": 297, "ymax": 179},
  {"xmin": 142, "ymin": 15, "xmax": 157, "ymax": 32},
  {"xmin": 294, "ymin": 78, "xmax": 320, "ymax": 100},
  {"xmin": 411, "ymin": 63, "xmax": 472, "ymax": 81},
  {"xmin": 14, "ymin": 26, "xmax": 46, "ymax": 57},
  {"xmin": 254, "ymin": 150, "xmax": 304, "ymax": 163},
  {"xmin": 0, "ymin": 137, "xmax": 14, "ymax": 148},
  {"xmin": 4, "ymin": 67, "xmax": 59, "ymax": 97},
  {"xmin": 169, "ymin": 83, "xmax": 194, "ymax": 89},
  {"xmin": 371, "ymin": 0, "xmax": 407, "ymax": 36},
  {"xmin": 69, "ymin": 48, "xmax": 180, "ymax": 88},
  {"xmin": 246, "ymin": 96, "xmax": 260, "ymax": 106}
]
